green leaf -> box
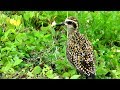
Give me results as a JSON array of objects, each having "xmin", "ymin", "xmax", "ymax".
[
  {"xmin": 62, "ymin": 72, "xmax": 70, "ymax": 77},
  {"xmin": 46, "ymin": 70, "xmax": 54, "ymax": 79},
  {"xmin": 96, "ymin": 68, "xmax": 108, "ymax": 75},
  {"xmin": 68, "ymin": 70, "xmax": 76, "ymax": 76},
  {"xmin": 1, "ymin": 47, "xmax": 11, "ymax": 53},
  {"xmin": 43, "ymin": 34, "xmax": 52, "ymax": 41},
  {"xmin": 23, "ymin": 13, "xmax": 29, "ymax": 21},
  {"xmin": 34, "ymin": 31, "xmax": 42, "ymax": 38},
  {"xmin": 61, "ymin": 34, "xmax": 67, "ymax": 41},
  {"xmin": 13, "ymin": 56, "xmax": 23, "ymax": 66},
  {"xmin": 0, "ymin": 27, "xmax": 3, "ymax": 37},
  {"xmin": 70, "ymin": 75, "xmax": 80, "ymax": 79},
  {"xmin": 1, "ymin": 61, "xmax": 12, "ymax": 72},
  {"xmin": 1, "ymin": 30, "xmax": 10, "ymax": 41},
  {"xmin": 23, "ymin": 12, "xmax": 34, "ymax": 21},
  {"xmin": 51, "ymin": 28, "xmax": 55, "ymax": 37},
  {"xmin": 32, "ymin": 66, "xmax": 41, "ymax": 75},
  {"xmin": 29, "ymin": 12, "xmax": 35, "ymax": 18}
]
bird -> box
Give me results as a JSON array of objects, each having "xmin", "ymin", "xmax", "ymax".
[{"xmin": 55, "ymin": 16, "xmax": 96, "ymax": 79}]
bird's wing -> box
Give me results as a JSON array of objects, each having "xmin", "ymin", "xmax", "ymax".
[{"xmin": 67, "ymin": 32, "xmax": 95, "ymax": 76}]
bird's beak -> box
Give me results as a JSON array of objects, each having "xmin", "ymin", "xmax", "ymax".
[{"xmin": 56, "ymin": 22, "xmax": 65, "ymax": 26}]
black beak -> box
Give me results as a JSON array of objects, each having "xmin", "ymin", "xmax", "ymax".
[{"xmin": 56, "ymin": 22, "xmax": 65, "ymax": 26}]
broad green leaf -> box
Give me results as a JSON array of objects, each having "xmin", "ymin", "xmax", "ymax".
[
  {"xmin": 13, "ymin": 56, "xmax": 22, "ymax": 66},
  {"xmin": 34, "ymin": 31, "xmax": 42, "ymax": 37},
  {"xmin": 70, "ymin": 75, "xmax": 80, "ymax": 79},
  {"xmin": 61, "ymin": 34, "xmax": 67, "ymax": 41},
  {"xmin": 96, "ymin": 68, "xmax": 108, "ymax": 75},
  {"xmin": 1, "ymin": 30, "xmax": 10, "ymax": 41},
  {"xmin": 46, "ymin": 70, "xmax": 54, "ymax": 79},
  {"xmin": 68, "ymin": 70, "xmax": 76, "ymax": 76},
  {"xmin": 24, "ymin": 12, "xmax": 30, "ymax": 20},
  {"xmin": 111, "ymin": 70, "xmax": 117, "ymax": 74},
  {"xmin": 1, "ymin": 62, "xmax": 12, "ymax": 72},
  {"xmin": 23, "ymin": 12, "xmax": 31, "ymax": 21},
  {"xmin": 29, "ymin": 12, "xmax": 35, "ymax": 18},
  {"xmin": 62, "ymin": 72, "xmax": 70, "ymax": 77},
  {"xmin": 32, "ymin": 66, "xmax": 41, "ymax": 75}
]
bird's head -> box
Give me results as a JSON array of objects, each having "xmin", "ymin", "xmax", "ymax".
[{"xmin": 56, "ymin": 16, "xmax": 79, "ymax": 30}]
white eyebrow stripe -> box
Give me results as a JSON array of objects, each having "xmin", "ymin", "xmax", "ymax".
[
  {"xmin": 65, "ymin": 18, "xmax": 78, "ymax": 29},
  {"xmin": 65, "ymin": 19, "xmax": 77, "ymax": 24}
]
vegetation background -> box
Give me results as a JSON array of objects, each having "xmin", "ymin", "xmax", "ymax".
[{"xmin": 0, "ymin": 11, "xmax": 120, "ymax": 79}]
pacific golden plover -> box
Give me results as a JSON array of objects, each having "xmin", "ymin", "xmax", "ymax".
[{"xmin": 56, "ymin": 16, "xmax": 96, "ymax": 79}]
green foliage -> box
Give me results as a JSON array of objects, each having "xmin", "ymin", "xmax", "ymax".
[
  {"xmin": 0, "ymin": 11, "xmax": 120, "ymax": 79},
  {"xmin": 70, "ymin": 75, "xmax": 81, "ymax": 79},
  {"xmin": 32, "ymin": 66, "xmax": 42, "ymax": 75}
]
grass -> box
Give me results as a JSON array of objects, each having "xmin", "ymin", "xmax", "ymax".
[{"xmin": 0, "ymin": 11, "xmax": 120, "ymax": 79}]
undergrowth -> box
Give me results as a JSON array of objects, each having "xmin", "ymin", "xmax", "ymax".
[{"xmin": 0, "ymin": 11, "xmax": 120, "ymax": 79}]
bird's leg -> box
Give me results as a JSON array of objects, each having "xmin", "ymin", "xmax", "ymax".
[
  {"xmin": 86, "ymin": 74, "xmax": 95, "ymax": 79},
  {"xmin": 76, "ymin": 69, "xmax": 86, "ymax": 79}
]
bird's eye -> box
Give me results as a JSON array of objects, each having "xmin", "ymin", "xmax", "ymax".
[{"xmin": 66, "ymin": 21, "xmax": 72, "ymax": 25}]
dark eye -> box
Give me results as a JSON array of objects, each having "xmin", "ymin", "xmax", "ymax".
[{"xmin": 66, "ymin": 21, "xmax": 72, "ymax": 24}]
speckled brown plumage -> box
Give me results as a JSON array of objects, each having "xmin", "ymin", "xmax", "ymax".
[
  {"xmin": 66, "ymin": 28, "xmax": 95, "ymax": 79},
  {"xmin": 56, "ymin": 16, "xmax": 96, "ymax": 79}
]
